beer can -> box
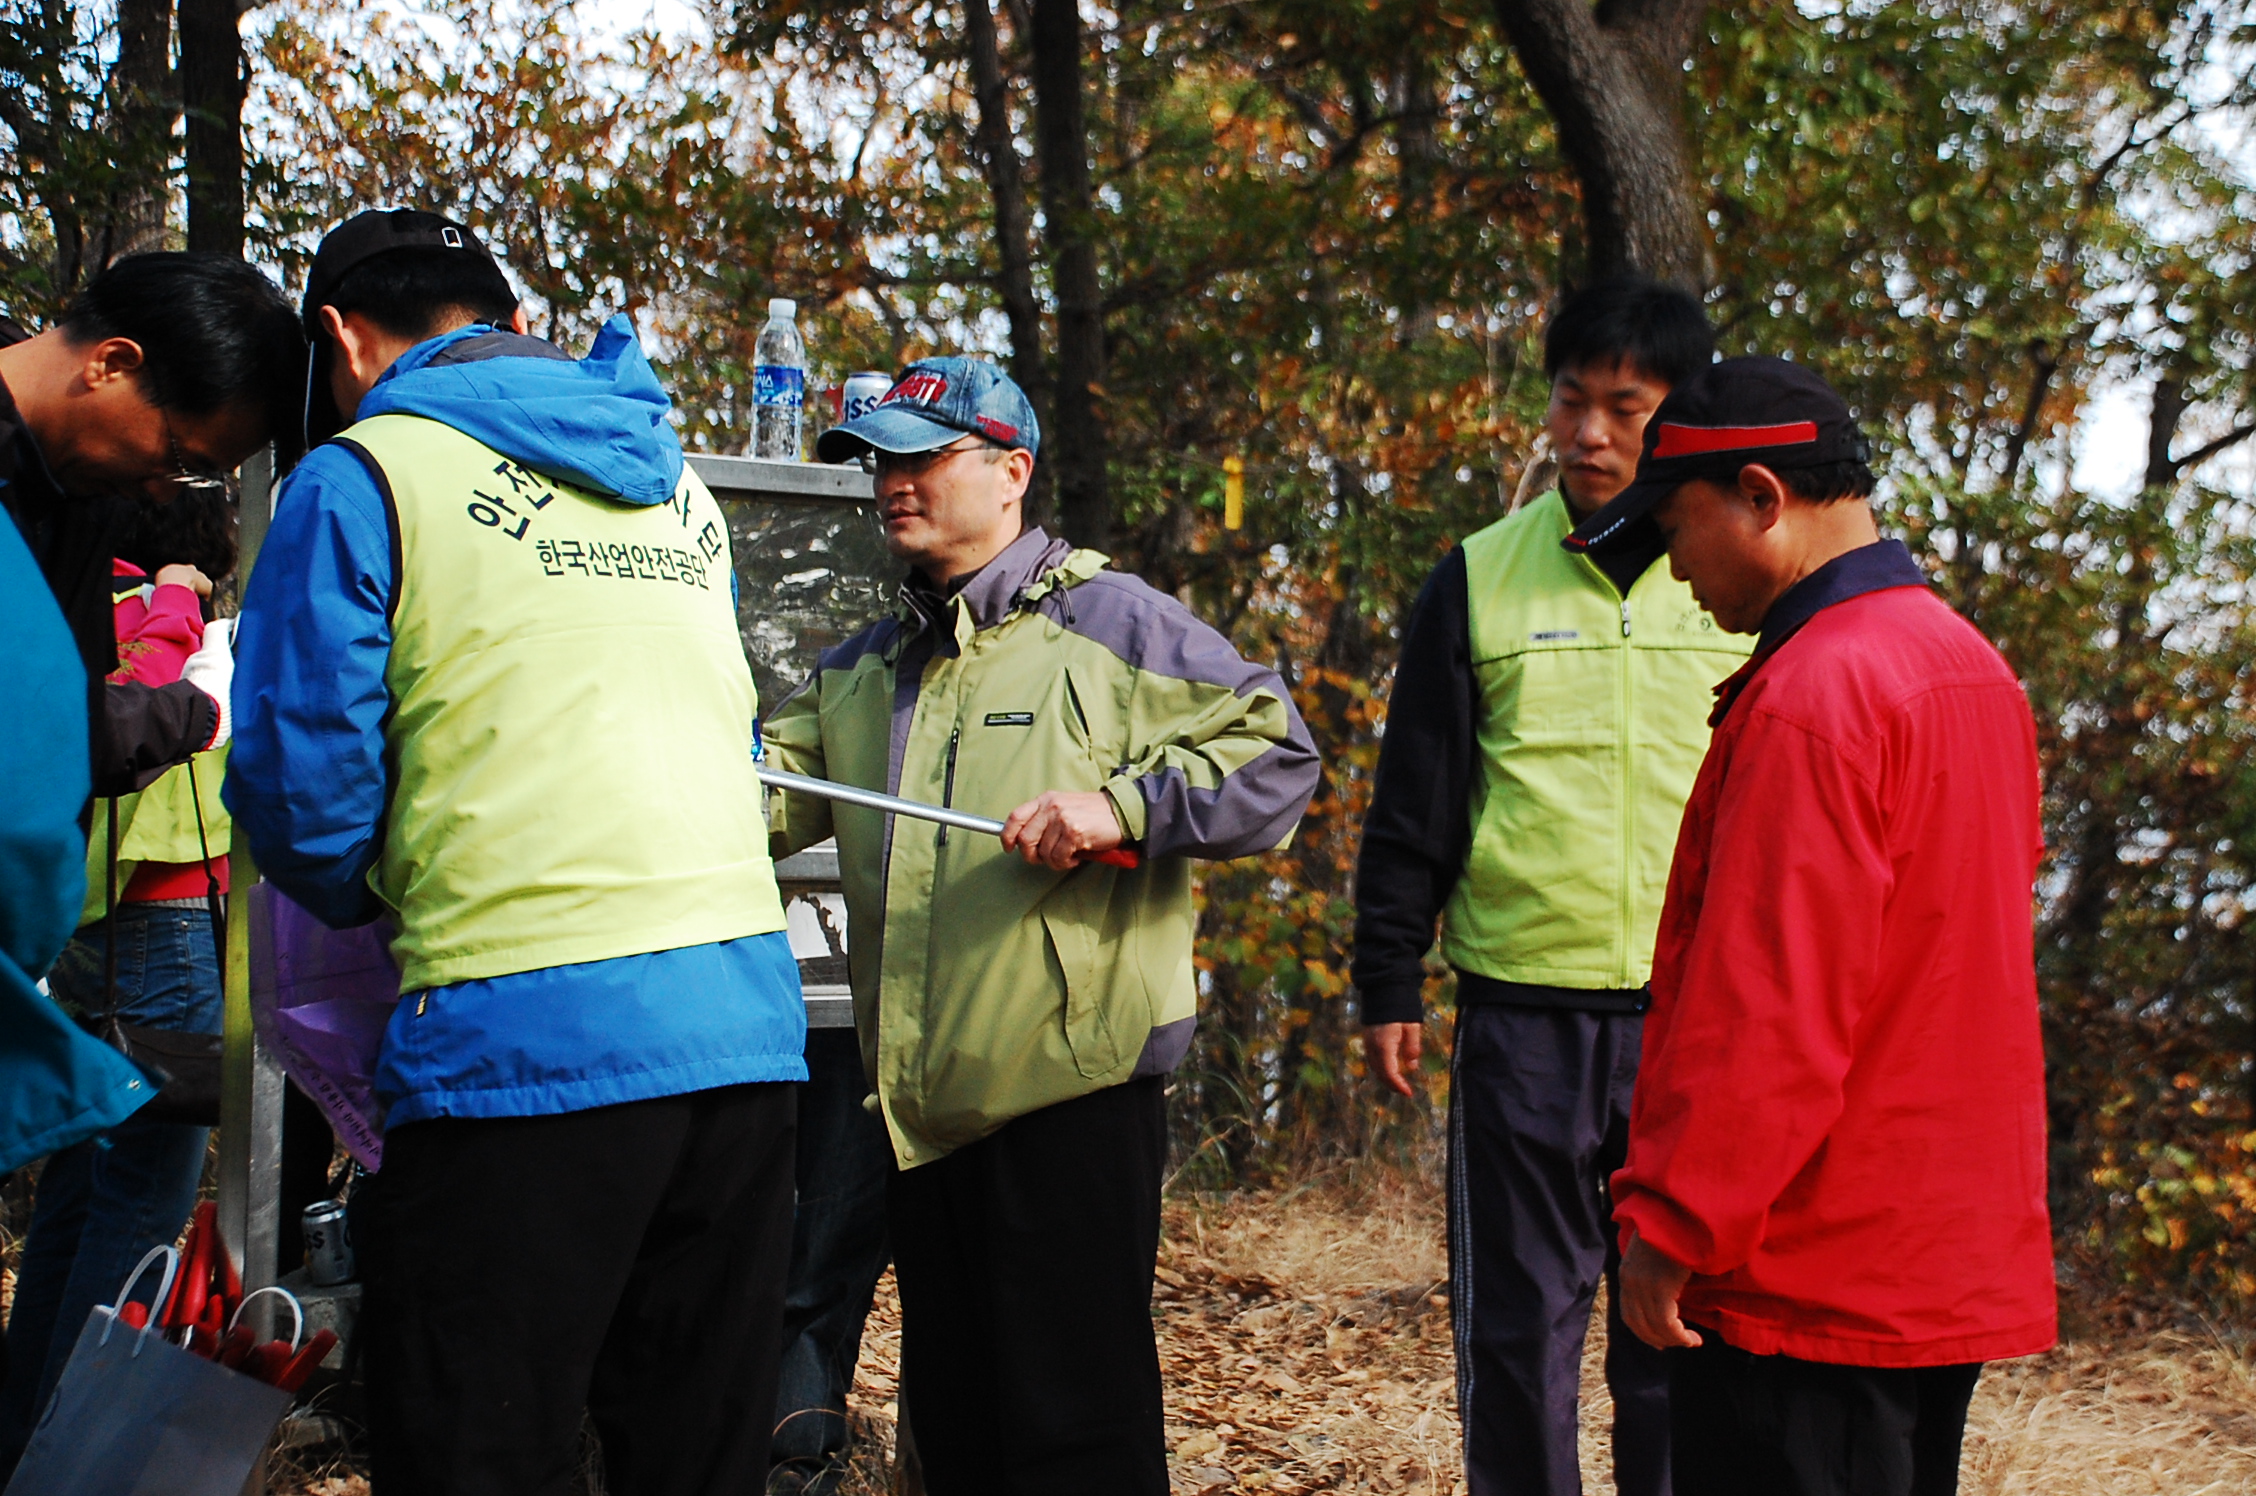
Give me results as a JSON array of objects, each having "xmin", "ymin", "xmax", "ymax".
[
  {"xmin": 302, "ymin": 1200, "xmax": 356, "ymax": 1286},
  {"xmin": 842, "ymin": 371, "xmax": 892, "ymax": 424}
]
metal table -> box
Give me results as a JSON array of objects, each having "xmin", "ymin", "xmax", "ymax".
[{"xmin": 217, "ymin": 453, "xmax": 876, "ymax": 1300}]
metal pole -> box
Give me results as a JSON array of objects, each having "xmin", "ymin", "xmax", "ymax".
[
  {"xmin": 758, "ymin": 766, "xmax": 1009, "ymax": 836},
  {"xmin": 216, "ymin": 445, "xmax": 284, "ymax": 1330},
  {"xmin": 758, "ymin": 766, "xmax": 1141, "ymax": 869}
]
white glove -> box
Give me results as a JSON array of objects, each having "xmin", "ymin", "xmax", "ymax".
[{"xmin": 180, "ymin": 616, "xmax": 236, "ymax": 750}]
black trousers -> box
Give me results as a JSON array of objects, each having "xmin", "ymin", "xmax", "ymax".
[
  {"xmin": 770, "ymin": 1028, "xmax": 894, "ymax": 1491},
  {"xmin": 1671, "ymin": 1333, "xmax": 1981, "ymax": 1496},
  {"xmin": 1449, "ymin": 1004, "xmax": 1671, "ymax": 1496},
  {"xmin": 888, "ymin": 1075, "xmax": 1168, "ymax": 1496},
  {"xmin": 353, "ymin": 1083, "xmax": 798, "ymax": 1496}
]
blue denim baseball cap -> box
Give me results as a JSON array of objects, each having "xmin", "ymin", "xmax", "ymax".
[{"xmin": 815, "ymin": 356, "xmax": 1041, "ymax": 463}]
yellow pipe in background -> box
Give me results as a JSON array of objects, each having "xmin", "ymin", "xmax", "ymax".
[{"xmin": 1223, "ymin": 455, "xmax": 1244, "ymax": 531}]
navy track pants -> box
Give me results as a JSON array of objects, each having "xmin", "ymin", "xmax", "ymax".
[{"xmin": 1449, "ymin": 1003, "xmax": 1671, "ymax": 1496}]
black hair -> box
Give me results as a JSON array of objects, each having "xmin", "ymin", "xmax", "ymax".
[
  {"xmin": 1777, "ymin": 459, "xmax": 1878, "ymax": 505},
  {"xmin": 115, "ymin": 485, "xmax": 238, "ymax": 583},
  {"xmin": 59, "ymin": 253, "xmax": 304, "ymax": 437},
  {"xmin": 322, "ymin": 243, "xmax": 518, "ymax": 343},
  {"xmin": 1543, "ymin": 277, "xmax": 1715, "ymax": 387}
]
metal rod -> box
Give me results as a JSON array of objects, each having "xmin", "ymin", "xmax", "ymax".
[
  {"xmin": 218, "ymin": 444, "xmax": 284, "ymax": 1328},
  {"xmin": 759, "ymin": 765, "xmax": 1006, "ymax": 836}
]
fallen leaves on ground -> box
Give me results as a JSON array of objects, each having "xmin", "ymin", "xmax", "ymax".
[
  {"xmin": 269, "ymin": 1169, "xmax": 2256, "ymax": 1495},
  {"xmin": 826, "ymin": 1170, "xmax": 2256, "ymax": 1496}
]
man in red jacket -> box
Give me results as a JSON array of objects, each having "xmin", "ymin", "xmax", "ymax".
[{"xmin": 1563, "ymin": 357, "xmax": 2055, "ymax": 1496}]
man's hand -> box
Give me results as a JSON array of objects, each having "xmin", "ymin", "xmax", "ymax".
[
  {"xmin": 1366, "ymin": 1021, "xmax": 1422, "ymax": 1098},
  {"xmin": 1619, "ymin": 1235, "xmax": 1702, "ymax": 1351},
  {"xmin": 154, "ymin": 563, "xmax": 214, "ymax": 598},
  {"xmin": 1000, "ymin": 790, "xmax": 1126, "ymax": 871}
]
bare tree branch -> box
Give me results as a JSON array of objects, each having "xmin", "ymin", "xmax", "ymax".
[
  {"xmin": 2144, "ymin": 372, "xmax": 2190, "ymax": 493},
  {"xmin": 2163, "ymin": 419, "xmax": 2256, "ymax": 481},
  {"xmin": 1999, "ymin": 338, "xmax": 2060, "ymax": 492}
]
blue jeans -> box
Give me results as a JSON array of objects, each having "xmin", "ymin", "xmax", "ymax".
[
  {"xmin": 769, "ymin": 1028, "xmax": 894, "ymax": 1494},
  {"xmin": 0, "ymin": 904, "xmax": 222, "ymax": 1478}
]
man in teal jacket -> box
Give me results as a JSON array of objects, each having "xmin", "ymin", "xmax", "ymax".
[
  {"xmin": 1352, "ymin": 280, "xmax": 1745, "ymax": 1496},
  {"xmin": 0, "ymin": 493, "xmax": 150, "ymax": 1401},
  {"xmin": 229, "ymin": 209, "xmax": 804, "ymax": 1496}
]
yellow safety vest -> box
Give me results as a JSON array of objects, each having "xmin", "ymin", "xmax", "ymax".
[
  {"xmin": 1441, "ymin": 490, "xmax": 1751, "ymax": 988},
  {"xmin": 342, "ymin": 413, "xmax": 786, "ymax": 992},
  {"xmin": 80, "ymin": 747, "xmax": 230, "ymax": 927}
]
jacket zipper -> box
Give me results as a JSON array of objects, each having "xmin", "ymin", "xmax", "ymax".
[
  {"xmin": 936, "ymin": 726, "xmax": 960, "ymax": 847},
  {"xmin": 1616, "ymin": 586, "xmax": 1635, "ymax": 985},
  {"xmin": 1063, "ymin": 671, "xmax": 1091, "ymax": 746}
]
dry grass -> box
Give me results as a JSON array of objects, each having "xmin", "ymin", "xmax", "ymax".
[
  {"xmin": 830, "ymin": 1168, "xmax": 2256, "ymax": 1496},
  {"xmin": 262, "ymin": 1168, "xmax": 2256, "ymax": 1495},
  {"xmin": 1957, "ymin": 1333, "xmax": 2256, "ymax": 1494}
]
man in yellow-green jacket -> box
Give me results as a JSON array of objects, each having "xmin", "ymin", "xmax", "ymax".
[
  {"xmin": 767, "ymin": 357, "xmax": 1320, "ymax": 1496},
  {"xmin": 1352, "ymin": 279, "xmax": 1748, "ymax": 1496}
]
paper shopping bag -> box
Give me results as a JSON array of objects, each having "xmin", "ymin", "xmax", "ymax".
[{"xmin": 3, "ymin": 1305, "xmax": 291, "ymax": 1496}]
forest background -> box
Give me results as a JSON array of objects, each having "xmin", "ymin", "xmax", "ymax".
[{"xmin": 3, "ymin": 0, "xmax": 2254, "ymax": 1317}]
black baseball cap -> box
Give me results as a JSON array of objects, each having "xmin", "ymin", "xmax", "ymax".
[
  {"xmin": 1564, "ymin": 355, "xmax": 1871, "ymax": 555},
  {"xmin": 299, "ymin": 208, "xmax": 504, "ymax": 447}
]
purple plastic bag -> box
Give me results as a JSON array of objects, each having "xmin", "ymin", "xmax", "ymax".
[{"xmin": 246, "ymin": 883, "xmax": 401, "ymax": 1170}]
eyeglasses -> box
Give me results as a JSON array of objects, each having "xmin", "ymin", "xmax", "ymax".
[
  {"xmin": 860, "ymin": 436, "xmax": 998, "ymax": 478},
  {"xmin": 160, "ymin": 409, "xmax": 234, "ymax": 495}
]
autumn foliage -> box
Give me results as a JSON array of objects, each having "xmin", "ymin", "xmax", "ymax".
[{"xmin": 2, "ymin": 0, "xmax": 2252, "ymax": 1310}]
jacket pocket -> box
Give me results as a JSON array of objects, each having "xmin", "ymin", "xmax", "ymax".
[
  {"xmin": 1060, "ymin": 661, "xmax": 1134, "ymax": 777},
  {"xmin": 1041, "ymin": 897, "xmax": 1128, "ymax": 1079}
]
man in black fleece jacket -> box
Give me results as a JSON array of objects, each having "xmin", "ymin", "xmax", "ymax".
[
  {"xmin": 0, "ymin": 255, "xmax": 302, "ymax": 797},
  {"xmin": 1353, "ymin": 279, "xmax": 1736, "ymax": 1496}
]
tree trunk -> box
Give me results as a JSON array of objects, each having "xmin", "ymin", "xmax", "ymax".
[
  {"xmin": 963, "ymin": 0, "xmax": 1054, "ymax": 523},
  {"xmin": 2143, "ymin": 371, "xmax": 2189, "ymax": 494},
  {"xmin": 180, "ymin": 0, "xmax": 248, "ymax": 257},
  {"xmin": 0, "ymin": 0, "xmax": 92, "ymax": 300},
  {"xmin": 1395, "ymin": 49, "xmax": 1439, "ymax": 344},
  {"xmin": 106, "ymin": 0, "xmax": 176, "ymax": 263},
  {"xmin": 1488, "ymin": 0, "xmax": 1711, "ymax": 289},
  {"xmin": 1028, "ymin": 0, "xmax": 1110, "ymax": 548}
]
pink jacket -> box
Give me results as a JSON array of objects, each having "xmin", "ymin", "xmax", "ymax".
[{"xmin": 107, "ymin": 559, "xmax": 205, "ymax": 688}]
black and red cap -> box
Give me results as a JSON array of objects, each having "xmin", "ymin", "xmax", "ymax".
[{"xmin": 1563, "ymin": 355, "xmax": 1870, "ymax": 555}]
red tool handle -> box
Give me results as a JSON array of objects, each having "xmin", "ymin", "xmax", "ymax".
[
  {"xmin": 273, "ymin": 1330, "xmax": 340, "ymax": 1394},
  {"xmin": 171, "ymin": 1202, "xmax": 216, "ymax": 1329},
  {"xmin": 240, "ymin": 1341, "xmax": 293, "ymax": 1383},
  {"xmin": 217, "ymin": 1229, "xmax": 243, "ymax": 1304},
  {"xmin": 1086, "ymin": 848, "xmax": 1141, "ymax": 869}
]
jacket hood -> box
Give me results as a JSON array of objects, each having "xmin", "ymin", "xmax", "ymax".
[{"xmin": 354, "ymin": 315, "xmax": 683, "ymax": 505}]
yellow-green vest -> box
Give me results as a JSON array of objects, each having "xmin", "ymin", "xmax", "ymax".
[
  {"xmin": 344, "ymin": 413, "xmax": 786, "ymax": 992},
  {"xmin": 1441, "ymin": 490, "xmax": 1751, "ymax": 988},
  {"xmin": 80, "ymin": 747, "xmax": 229, "ymax": 927}
]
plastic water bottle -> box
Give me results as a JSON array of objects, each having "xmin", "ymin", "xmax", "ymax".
[{"xmin": 753, "ymin": 298, "xmax": 807, "ymax": 460}]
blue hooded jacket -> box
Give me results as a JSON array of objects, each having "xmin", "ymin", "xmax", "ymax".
[
  {"xmin": 227, "ymin": 319, "xmax": 805, "ymax": 1125},
  {"xmin": 0, "ymin": 509, "xmax": 149, "ymax": 1170}
]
